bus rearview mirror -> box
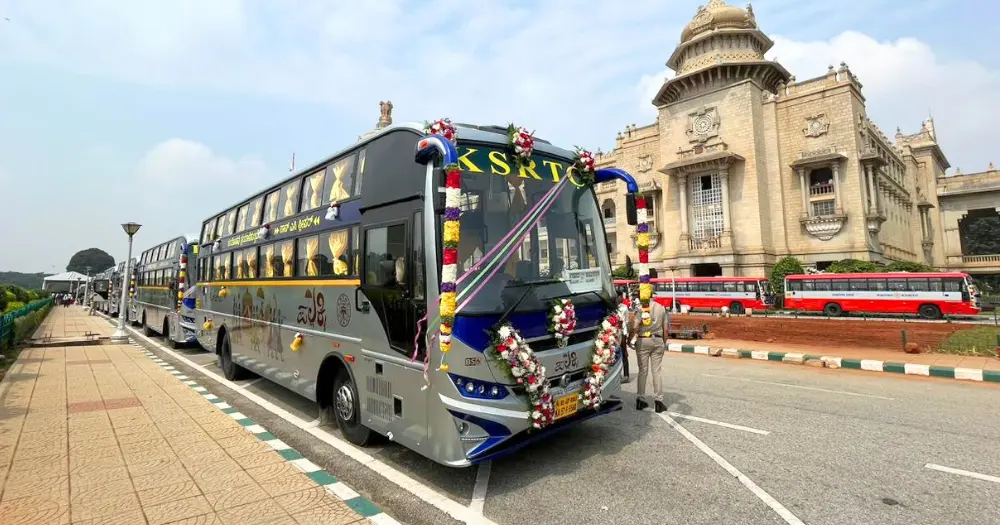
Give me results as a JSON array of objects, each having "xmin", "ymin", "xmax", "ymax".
[{"xmin": 625, "ymin": 194, "xmax": 637, "ymax": 226}]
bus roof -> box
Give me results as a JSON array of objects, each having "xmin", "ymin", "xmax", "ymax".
[
  {"xmin": 785, "ymin": 272, "xmax": 970, "ymax": 280},
  {"xmin": 201, "ymin": 122, "xmax": 579, "ymax": 226},
  {"xmin": 650, "ymin": 276, "xmax": 766, "ymax": 282}
]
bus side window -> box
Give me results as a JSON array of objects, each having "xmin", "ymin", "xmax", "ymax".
[
  {"xmin": 869, "ymin": 279, "xmax": 887, "ymax": 291},
  {"xmin": 831, "ymin": 280, "xmax": 849, "ymax": 291},
  {"xmin": 849, "ymin": 279, "xmax": 867, "ymax": 291},
  {"xmin": 802, "ymin": 280, "xmax": 814, "ymax": 291},
  {"xmin": 787, "ymin": 281, "xmax": 802, "ymax": 292},
  {"xmin": 887, "ymin": 279, "xmax": 907, "ymax": 292},
  {"xmin": 815, "ymin": 279, "xmax": 831, "ymax": 291},
  {"xmin": 907, "ymin": 278, "xmax": 928, "ymax": 291},
  {"xmin": 943, "ymin": 278, "xmax": 962, "ymax": 292},
  {"xmin": 928, "ymin": 278, "xmax": 943, "ymax": 292}
]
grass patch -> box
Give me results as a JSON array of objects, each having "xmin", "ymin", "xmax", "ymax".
[{"xmin": 936, "ymin": 327, "xmax": 1000, "ymax": 357}]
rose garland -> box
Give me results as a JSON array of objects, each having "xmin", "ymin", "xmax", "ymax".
[
  {"xmin": 425, "ymin": 118, "xmax": 462, "ymax": 374},
  {"xmin": 506, "ymin": 124, "xmax": 536, "ymax": 172},
  {"xmin": 580, "ymin": 313, "xmax": 622, "ymax": 409},
  {"xmin": 548, "ymin": 298, "xmax": 577, "ymax": 348},
  {"xmin": 490, "ymin": 324, "xmax": 554, "ymax": 429},
  {"xmin": 572, "ymin": 147, "xmax": 597, "ymax": 186},
  {"xmin": 636, "ymin": 196, "xmax": 653, "ymax": 331}
]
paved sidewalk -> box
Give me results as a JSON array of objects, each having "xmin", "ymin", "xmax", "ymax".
[
  {"xmin": 31, "ymin": 305, "xmax": 112, "ymax": 343},
  {"xmin": 0, "ymin": 307, "xmax": 368, "ymax": 524}
]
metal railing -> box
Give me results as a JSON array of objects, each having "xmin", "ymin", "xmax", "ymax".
[{"xmin": 0, "ymin": 298, "xmax": 53, "ymax": 347}]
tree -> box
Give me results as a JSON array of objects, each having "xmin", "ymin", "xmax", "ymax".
[
  {"xmin": 885, "ymin": 261, "xmax": 935, "ymax": 273},
  {"xmin": 612, "ymin": 255, "xmax": 637, "ymax": 279},
  {"xmin": 769, "ymin": 256, "xmax": 804, "ymax": 297},
  {"xmin": 825, "ymin": 259, "xmax": 883, "ymax": 273},
  {"xmin": 964, "ymin": 216, "xmax": 1000, "ymax": 255},
  {"xmin": 66, "ymin": 248, "xmax": 114, "ymax": 274}
]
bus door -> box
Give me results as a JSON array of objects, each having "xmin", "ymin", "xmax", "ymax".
[{"xmin": 358, "ymin": 201, "xmax": 428, "ymax": 449}]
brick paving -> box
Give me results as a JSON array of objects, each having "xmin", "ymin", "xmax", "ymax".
[{"xmin": 0, "ymin": 307, "xmax": 367, "ymax": 525}]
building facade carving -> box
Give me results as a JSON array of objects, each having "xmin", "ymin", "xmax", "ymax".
[{"xmin": 595, "ymin": 0, "xmax": 959, "ymax": 277}]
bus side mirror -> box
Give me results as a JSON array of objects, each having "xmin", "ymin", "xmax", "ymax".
[{"xmin": 625, "ymin": 194, "xmax": 637, "ymax": 226}]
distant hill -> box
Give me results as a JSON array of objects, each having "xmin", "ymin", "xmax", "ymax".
[{"xmin": 0, "ymin": 271, "xmax": 51, "ymax": 290}]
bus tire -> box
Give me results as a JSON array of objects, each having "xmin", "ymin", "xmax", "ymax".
[
  {"xmin": 333, "ymin": 368, "xmax": 372, "ymax": 446},
  {"xmin": 823, "ymin": 302, "xmax": 843, "ymax": 317},
  {"xmin": 163, "ymin": 318, "xmax": 180, "ymax": 349},
  {"xmin": 218, "ymin": 331, "xmax": 248, "ymax": 381},
  {"xmin": 918, "ymin": 304, "xmax": 941, "ymax": 320},
  {"xmin": 729, "ymin": 302, "xmax": 745, "ymax": 315}
]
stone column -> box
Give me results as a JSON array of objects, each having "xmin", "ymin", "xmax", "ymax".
[
  {"xmin": 919, "ymin": 209, "xmax": 928, "ymax": 239},
  {"xmin": 797, "ymin": 168, "xmax": 810, "ymax": 217},
  {"xmin": 677, "ymin": 174, "xmax": 689, "ymax": 237},
  {"xmin": 720, "ymin": 167, "xmax": 732, "ymax": 232},
  {"xmin": 865, "ymin": 164, "xmax": 878, "ymax": 214},
  {"xmin": 831, "ymin": 162, "xmax": 843, "ymax": 214}
]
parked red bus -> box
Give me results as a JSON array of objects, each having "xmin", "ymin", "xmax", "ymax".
[
  {"xmin": 648, "ymin": 277, "xmax": 773, "ymax": 314},
  {"xmin": 784, "ymin": 272, "xmax": 980, "ymax": 319}
]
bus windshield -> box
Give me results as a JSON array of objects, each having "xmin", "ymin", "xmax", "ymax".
[{"xmin": 451, "ymin": 159, "xmax": 612, "ymax": 315}]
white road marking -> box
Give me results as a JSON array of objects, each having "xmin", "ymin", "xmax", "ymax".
[
  {"xmin": 469, "ymin": 461, "xmax": 492, "ymax": 515},
  {"xmin": 658, "ymin": 412, "xmax": 806, "ymax": 525},
  {"xmin": 926, "ymin": 463, "xmax": 1000, "ymax": 484},
  {"xmin": 240, "ymin": 377, "xmax": 265, "ymax": 389},
  {"xmin": 701, "ymin": 374, "xmax": 895, "ymax": 400},
  {"xmin": 125, "ymin": 325, "xmax": 497, "ymax": 525},
  {"xmin": 667, "ymin": 412, "xmax": 770, "ymax": 436}
]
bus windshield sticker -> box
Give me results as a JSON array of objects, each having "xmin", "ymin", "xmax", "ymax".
[{"xmin": 563, "ymin": 268, "xmax": 603, "ymax": 294}]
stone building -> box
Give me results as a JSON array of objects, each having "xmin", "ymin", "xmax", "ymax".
[{"xmin": 596, "ymin": 0, "xmax": 953, "ymax": 277}]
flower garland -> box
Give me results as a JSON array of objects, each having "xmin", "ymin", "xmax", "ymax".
[
  {"xmin": 572, "ymin": 147, "xmax": 597, "ymax": 186},
  {"xmin": 548, "ymin": 299, "xmax": 577, "ymax": 348},
  {"xmin": 437, "ymin": 161, "xmax": 462, "ymax": 373},
  {"xmin": 506, "ymin": 124, "xmax": 536, "ymax": 172},
  {"xmin": 580, "ymin": 313, "xmax": 621, "ymax": 409},
  {"xmin": 490, "ymin": 324, "xmax": 554, "ymax": 429},
  {"xmin": 636, "ymin": 196, "xmax": 653, "ymax": 330},
  {"xmin": 425, "ymin": 119, "xmax": 458, "ymax": 146}
]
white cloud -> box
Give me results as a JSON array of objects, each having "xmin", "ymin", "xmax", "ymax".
[
  {"xmin": 767, "ymin": 31, "xmax": 1000, "ymax": 172},
  {"xmin": 137, "ymin": 139, "xmax": 267, "ymax": 187}
]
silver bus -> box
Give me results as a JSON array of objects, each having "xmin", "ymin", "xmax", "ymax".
[
  {"xmin": 91, "ymin": 266, "xmax": 114, "ymax": 313},
  {"xmin": 192, "ymin": 122, "xmax": 640, "ymax": 467},
  {"xmin": 109, "ymin": 259, "xmax": 135, "ymax": 319},
  {"xmin": 135, "ymin": 237, "xmax": 200, "ymax": 347}
]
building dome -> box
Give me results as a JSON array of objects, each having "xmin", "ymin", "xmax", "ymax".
[{"xmin": 680, "ymin": 0, "xmax": 757, "ymax": 44}]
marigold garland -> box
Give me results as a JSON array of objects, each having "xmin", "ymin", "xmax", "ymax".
[
  {"xmin": 636, "ymin": 196, "xmax": 653, "ymax": 330},
  {"xmin": 490, "ymin": 324, "xmax": 554, "ymax": 429},
  {"xmin": 580, "ymin": 312, "xmax": 621, "ymax": 409},
  {"xmin": 437, "ymin": 161, "xmax": 463, "ymax": 373},
  {"xmin": 506, "ymin": 124, "xmax": 536, "ymax": 172},
  {"xmin": 548, "ymin": 299, "xmax": 577, "ymax": 348}
]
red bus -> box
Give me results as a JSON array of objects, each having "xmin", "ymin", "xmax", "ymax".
[
  {"xmin": 650, "ymin": 277, "xmax": 774, "ymax": 314},
  {"xmin": 783, "ymin": 272, "xmax": 980, "ymax": 319}
]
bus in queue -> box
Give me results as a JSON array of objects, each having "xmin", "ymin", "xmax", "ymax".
[
  {"xmin": 91, "ymin": 266, "xmax": 114, "ymax": 313},
  {"xmin": 783, "ymin": 272, "xmax": 980, "ymax": 319},
  {"xmin": 134, "ymin": 237, "xmax": 200, "ymax": 347},
  {"xmin": 191, "ymin": 122, "xmax": 640, "ymax": 467},
  {"xmin": 111, "ymin": 259, "xmax": 136, "ymax": 319},
  {"xmin": 651, "ymin": 276, "xmax": 773, "ymax": 314}
]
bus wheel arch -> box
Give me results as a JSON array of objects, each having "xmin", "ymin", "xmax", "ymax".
[
  {"xmin": 823, "ymin": 302, "xmax": 843, "ymax": 317},
  {"xmin": 918, "ymin": 303, "xmax": 942, "ymax": 320},
  {"xmin": 216, "ymin": 327, "xmax": 248, "ymax": 381},
  {"xmin": 728, "ymin": 301, "xmax": 745, "ymax": 315},
  {"xmin": 319, "ymin": 355, "xmax": 372, "ymax": 446}
]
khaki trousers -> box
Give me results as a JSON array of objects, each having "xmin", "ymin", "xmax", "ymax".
[{"xmin": 636, "ymin": 338, "xmax": 664, "ymax": 403}]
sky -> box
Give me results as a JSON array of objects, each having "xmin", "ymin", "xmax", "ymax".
[{"xmin": 1, "ymin": 0, "xmax": 999, "ymax": 273}]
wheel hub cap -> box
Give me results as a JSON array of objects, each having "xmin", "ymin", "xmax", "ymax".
[{"xmin": 336, "ymin": 384, "xmax": 355, "ymax": 422}]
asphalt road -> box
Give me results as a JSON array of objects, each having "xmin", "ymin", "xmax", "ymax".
[{"xmin": 117, "ymin": 319, "xmax": 1000, "ymax": 525}]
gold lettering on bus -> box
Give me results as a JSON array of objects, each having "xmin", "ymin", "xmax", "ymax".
[{"xmin": 458, "ymin": 146, "xmax": 585, "ymax": 188}]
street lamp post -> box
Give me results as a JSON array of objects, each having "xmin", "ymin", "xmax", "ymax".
[
  {"xmin": 84, "ymin": 266, "xmax": 92, "ymax": 309},
  {"xmin": 669, "ymin": 266, "xmax": 678, "ymax": 314},
  {"xmin": 111, "ymin": 222, "xmax": 142, "ymax": 344}
]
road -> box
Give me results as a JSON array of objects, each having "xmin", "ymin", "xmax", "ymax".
[{"xmin": 120, "ymin": 320, "xmax": 1000, "ymax": 525}]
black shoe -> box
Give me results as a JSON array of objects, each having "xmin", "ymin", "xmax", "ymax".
[
  {"xmin": 636, "ymin": 398, "xmax": 649, "ymax": 411},
  {"xmin": 654, "ymin": 400, "xmax": 667, "ymax": 413}
]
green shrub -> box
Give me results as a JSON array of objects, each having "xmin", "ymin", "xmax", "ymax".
[
  {"xmin": 3, "ymin": 301, "xmax": 25, "ymax": 314},
  {"xmin": 885, "ymin": 261, "xmax": 935, "ymax": 272},
  {"xmin": 826, "ymin": 259, "xmax": 883, "ymax": 273},
  {"xmin": 769, "ymin": 256, "xmax": 804, "ymax": 297}
]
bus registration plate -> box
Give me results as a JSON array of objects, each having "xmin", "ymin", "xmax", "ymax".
[{"xmin": 554, "ymin": 392, "xmax": 579, "ymax": 421}]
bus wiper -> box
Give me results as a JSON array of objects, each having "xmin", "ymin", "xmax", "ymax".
[
  {"xmin": 503, "ymin": 278, "xmax": 562, "ymax": 288},
  {"xmin": 494, "ymin": 280, "xmax": 552, "ymax": 330}
]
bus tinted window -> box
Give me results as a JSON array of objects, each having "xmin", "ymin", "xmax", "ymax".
[
  {"xmin": 351, "ymin": 226, "xmax": 360, "ymax": 276},
  {"xmin": 225, "ymin": 209, "xmax": 237, "ymax": 237},
  {"xmin": 222, "ymin": 252, "xmax": 232, "ymax": 280},
  {"xmin": 814, "ymin": 279, "xmax": 831, "ymax": 291},
  {"xmin": 261, "ymin": 244, "xmax": 276, "ymax": 277},
  {"xmin": 365, "ymin": 224, "xmax": 407, "ymax": 287},
  {"xmin": 869, "ymin": 278, "xmax": 887, "ymax": 291},
  {"xmin": 279, "ymin": 181, "xmax": 299, "ymax": 219},
  {"xmin": 849, "ymin": 279, "xmax": 866, "ymax": 291},
  {"xmin": 298, "ymin": 235, "xmax": 322, "ymax": 276},
  {"xmin": 263, "ymin": 191, "xmax": 280, "ymax": 224},
  {"xmin": 301, "ymin": 170, "xmax": 325, "ymax": 212},
  {"xmin": 327, "ymin": 229, "xmax": 350, "ymax": 276},
  {"xmin": 236, "ymin": 204, "xmax": 249, "ymax": 233},
  {"xmin": 831, "ymin": 280, "xmax": 848, "ymax": 291},
  {"xmin": 944, "ymin": 278, "xmax": 962, "ymax": 292},
  {"xmin": 324, "ymin": 155, "xmax": 355, "ymax": 205},
  {"xmin": 355, "ymin": 149, "xmax": 366, "ymax": 195},
  {"xmin": 887, "ymin": 279, "xmax": 907, "ymax": 291},
  {"xmin": 248, "ymin": 196, "xmax": 264, "ymax": 229},
  {"xmin": 214, "ymin": 214, "xmax": 226, "ymax": 240},
  {"xmin": 787, "ymin": 280, "xmax": 801, "ymax": 291},
  {"xmin": 244, "ymin": 247, "xmax": 257, "ymax": 279},
  {"xmin": 277, "ymin": 239, "xmax": 295, "ymax": 277},
  {"xmin": 928, "ymin": 278, "xmax": 943, "ymax": 292},
  {"xmin": 235, "ymin": 250, "xmax": 247, "ymax": 279},
  {"xmin": 907, "ymin": 278, "xmax": 928, "ymax": 291}
]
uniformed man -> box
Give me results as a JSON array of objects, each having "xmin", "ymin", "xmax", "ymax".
[{"xmin": 635, "ymin": 298, "xmax": 667, "ymax": 413}]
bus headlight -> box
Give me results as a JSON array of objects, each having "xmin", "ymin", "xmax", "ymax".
[{"xmin": 450, "ymin": 374, "xmax": 509, "ymax": 400}]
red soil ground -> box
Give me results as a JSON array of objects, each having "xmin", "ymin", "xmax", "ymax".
[{"xmin": 682, "ymin": 315, "xmax": 965, "ymax": 352}]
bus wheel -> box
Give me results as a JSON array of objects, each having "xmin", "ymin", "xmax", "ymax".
[
  {"xmin": 333, "ymin": 368, "xmax": 372, "ymax": 446},
  {"xmin": 163, "ymin": 318, "xmax": 180, "ymax": 349},
  {"xmin": 729, "ymin": 302, "xmax": 745, "ymax": 315},
  {"xmin": 218, "ymin": 331, "xmax": 248, "ymax": 381},
  {"xmin": 823, "ymin": 303, "xmax": 843, "ymax": 317},
  {"xmin": 918, "ymin": 304, "xmax": 941, "ymax": 320}
]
